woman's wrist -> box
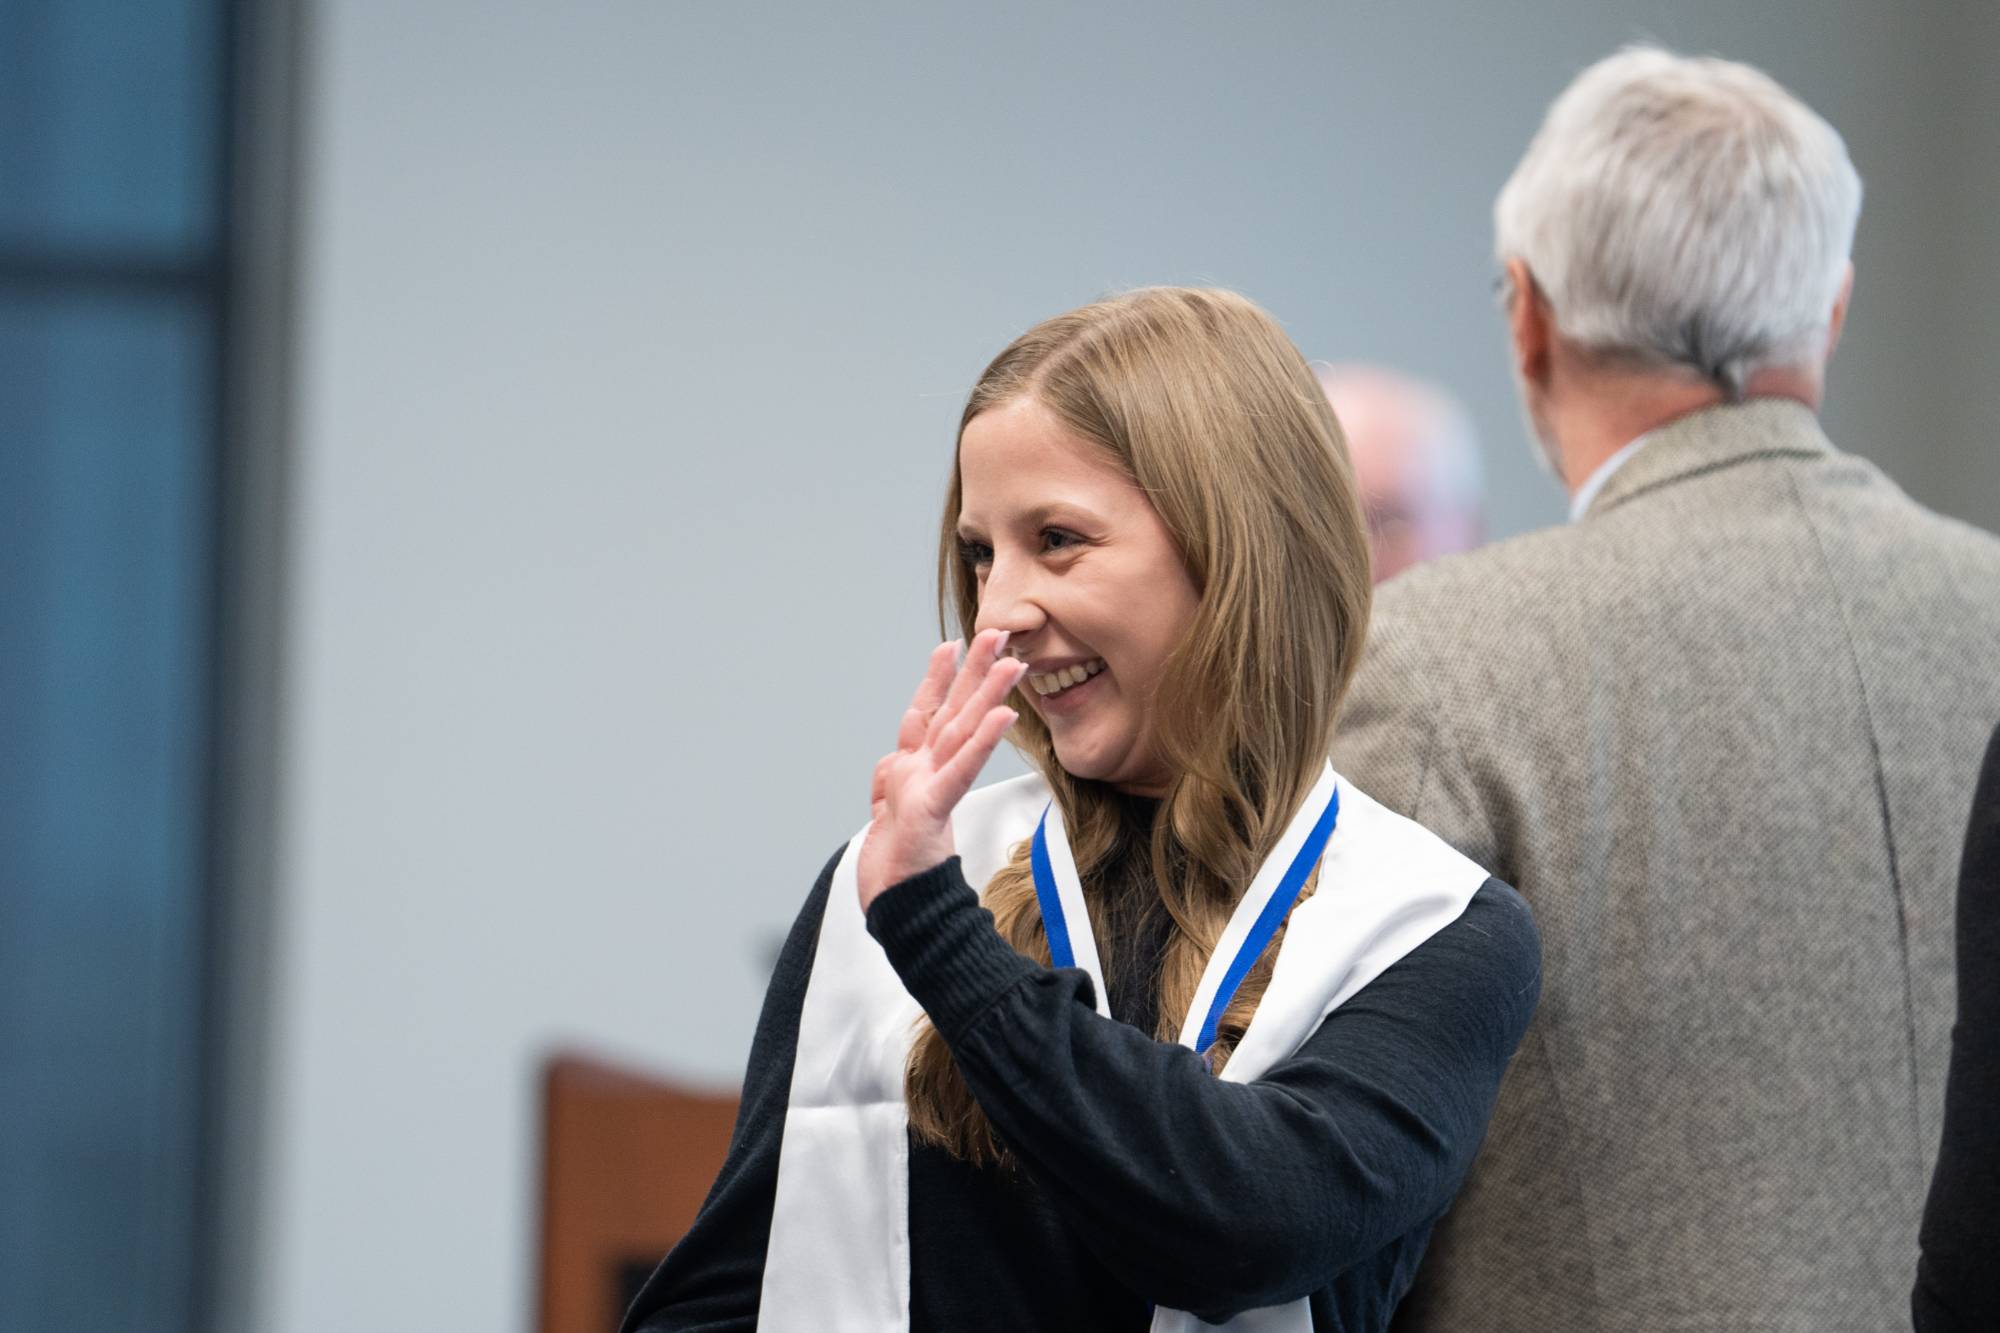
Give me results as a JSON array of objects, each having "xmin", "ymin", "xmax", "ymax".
[{"xmin": 857, "ymin": 830, "xmax": 957, "ymax": 911}]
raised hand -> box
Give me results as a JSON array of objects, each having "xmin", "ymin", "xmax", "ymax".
[{"xmin": 856, "ymin": 629, "xmax": 1030, "ymax": 912}]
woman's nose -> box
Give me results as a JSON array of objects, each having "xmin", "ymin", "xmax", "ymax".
[{"xmin": 972, "ymin": 558, "xmax": 1046, "ymax": 638}]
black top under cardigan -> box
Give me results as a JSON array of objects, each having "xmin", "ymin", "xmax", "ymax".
[
  {"xmin": 1914, "ymin": 721, "xmax": 2000, "ymax": 1331},
  {"xmin": 623, "ymin": 814, "xmax": 1541, "ymax": 1333}
]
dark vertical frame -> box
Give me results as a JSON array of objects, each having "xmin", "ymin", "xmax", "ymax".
[
  {"xmin": 0, "ymin": 1, "xmax": 296, "ymax": 1328},
  {"xmin": 196, "ymin": 0, "xmax": 302, "ymax": 1329}
]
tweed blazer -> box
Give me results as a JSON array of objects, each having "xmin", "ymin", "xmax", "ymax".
[{"xmin": 1334, "ymin": 399, "xmax": 2000, "ymax": 1332}]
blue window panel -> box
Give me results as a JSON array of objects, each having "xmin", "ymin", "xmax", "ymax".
[
  {"xmin": 0, "ymin": 291, "xmax": 215, "ymax": 1332},
  {"xmin": 0, "ymin": 0, "xmax": 223, "ymax": 255}
]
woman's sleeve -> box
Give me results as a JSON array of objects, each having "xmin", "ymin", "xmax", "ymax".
[
  {"xmin": 619, "ymin": 849, "xmax": 840, "ymax": 1333},
  {"xmin": 866, "ymin": 860, "xmax": 1542, "ymax": 1325}
]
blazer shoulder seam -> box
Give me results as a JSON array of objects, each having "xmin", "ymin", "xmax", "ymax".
[{"xmin": 1781, "ymin": 458, "xmax": 1923, "ymax": 1164}]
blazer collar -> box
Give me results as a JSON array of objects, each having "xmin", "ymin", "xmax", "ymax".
[{"xmin": 1584, "ymin": 397, "xmax": 1832, "ymax": 520}]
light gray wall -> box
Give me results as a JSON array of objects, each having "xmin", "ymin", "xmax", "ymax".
[
  {"xmin": 248, "ymin": 3, "xmax": 1999, "ymax": 1330},
  {"xmin": 1931, "ymin": 0, "xmax": 2000, "ymax": 536}
]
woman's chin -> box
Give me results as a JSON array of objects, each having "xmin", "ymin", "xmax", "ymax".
[
  {"xmin": 1051, "ymin": 758, "xmax": 1106, "ymax": 785},
  {"xmin": 1048, "ymin": 740, "xmax": 1114, "ymax": 785},
  {"xmin": 1049, "ymin": 743, "xmax": 1168, "ymax": 795}
]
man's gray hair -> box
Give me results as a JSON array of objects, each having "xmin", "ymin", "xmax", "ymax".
[{"xmin": 1494, "ymin": 46, "xmax": 1862, "ymax": 396}]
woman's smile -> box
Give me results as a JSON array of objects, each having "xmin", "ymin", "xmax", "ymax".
[
  {"xmin": 1026, "ymin": 659, "xmax": 1108, "ymax": 714},
  {"xmin": 1023, "ymin": 656, "xmax": 1105, "ymax": 698}
]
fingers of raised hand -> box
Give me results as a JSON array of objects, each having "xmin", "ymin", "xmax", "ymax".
[
  {"xmin": 934, "ymin": 704, "xmax": 1021, "ymax": 806},
  {"xmin": 932, "ymin": 653, "xmax": 1028, "ymax": 764},
  {"xmin": 898, "ymin": 640, "xmax": 960, "ymax": 752},
  {"xmin": 925, "ymin": 628, "xmax": 1013, "ymax": 749}
]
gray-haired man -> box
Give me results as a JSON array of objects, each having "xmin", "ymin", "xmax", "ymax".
[{"xmin": 1335, "ymin": 47, "xmax": 2000, "ymax": 1331}]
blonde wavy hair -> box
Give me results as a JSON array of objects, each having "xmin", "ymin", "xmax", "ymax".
[{"xmin": 906, "ymin": 287, "xmax": 1374, "ymax": 1164}]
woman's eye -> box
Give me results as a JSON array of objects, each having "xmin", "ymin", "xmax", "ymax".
[
  {"xmin": 958, "ymin": 539, "xmax": 993, "ymax": 567},
  {"xmin": 1041, "ymin": 528, "xmax": 1082, "ymax": 553}
]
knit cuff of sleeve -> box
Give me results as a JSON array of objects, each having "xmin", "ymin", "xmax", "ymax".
[{"xmin": 866, "ymin": 856, "xmax": 1040, "ymax": 1039}]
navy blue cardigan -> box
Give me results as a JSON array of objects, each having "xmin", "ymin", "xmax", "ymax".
[{"xmin": 623, "ymin": 840, "xmax": 1539, "ymax": 1333}]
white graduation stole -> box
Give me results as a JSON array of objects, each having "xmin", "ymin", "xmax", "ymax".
[{"xmin": 760, "ymin": 763, "xmax": 1489, "ymax": 1331}]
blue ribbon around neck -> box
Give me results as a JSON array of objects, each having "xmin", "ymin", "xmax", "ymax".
[{"xmin": 1030, "ymin": 783, "xmax": 1340, "ymax": 1056}]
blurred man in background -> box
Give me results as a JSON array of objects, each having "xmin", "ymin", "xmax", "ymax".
[
  {"xmin": 1336, "ymin": 46, "xmax": 2000, "ymax": 1331},
  {"xmin": 1317, "ymin": 365, "xmax": 1484, "ymax": 580}
]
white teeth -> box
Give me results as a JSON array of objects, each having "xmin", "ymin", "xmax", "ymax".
[{"xmin": 1029, "ymin": 659, "xmax": 1105, "ymax": 697}]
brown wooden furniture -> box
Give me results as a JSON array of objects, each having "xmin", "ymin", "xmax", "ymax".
[{"xmin": 537, "ymin": 1052, "xmax": 740, "ymax": 1333}]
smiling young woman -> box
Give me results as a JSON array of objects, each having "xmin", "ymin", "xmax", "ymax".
[
  {"xmin": 908, "ymin": 290, "xmax": 1376, "ymax": 1162},
  {"xmin": 622, "ymin": 289, "xmax": 1542, "ymax": 1333}
]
